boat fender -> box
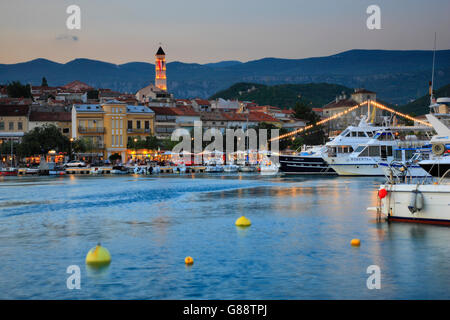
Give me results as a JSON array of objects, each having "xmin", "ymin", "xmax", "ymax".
[
  {"xmin": 415, "ymin": 191, "xmax": 424, "ymax": 212},
  {"xmin": 408, "ymin": 190, "xmax": 424, "ymax": 214}
]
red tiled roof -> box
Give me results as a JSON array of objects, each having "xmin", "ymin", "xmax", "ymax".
[
  {"xmin": 248, "ymin": 111, "xmax": 280, "ymax": 122},
  {"xmin": 0, "ymin": 104, "xmax": 30, "ymax": 116},
  {"xmin": 194, "ymin": 99, "xmax": 211, "ymax": 106},
  {"xmin": 0, "ymin": 98, "xmax": 33, "ymax": 105},
  {"xmin": 62, "ymin": 80, "xmax": 93, "ymax": 92},
  {"xmin": 247, "ymin": 106, "xmax": 266, "ymax": 111},
  {"xmin": 149, "ymin": 106, "xmax": 178, "ymax": 115},
  {"xmin": 29, "ymin": 111, "xmax": 71, "ymax": 122},
  {"xmin": 322, "ymin": 98, "xmax": 358, "ymax": 110},
  {"xmin": 172, "ymin": 106, "xmax": 199, "ymax": 116}
]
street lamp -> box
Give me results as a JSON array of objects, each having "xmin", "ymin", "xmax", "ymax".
[
  {"xmin": 134, "ymin": 138, "xmax": 138, "ymax": 162},
  {"xmin": 69, "ymin": 138, "xmax": 74, "ymax": 161}
]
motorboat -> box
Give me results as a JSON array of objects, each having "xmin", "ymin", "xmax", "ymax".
[
  {"xmin": 279, "ymin": 117, "xmax": 383, "ymax": 174},
  {"xmin": 0, "ymin": 167, "xmax": 18, "ymax": 176},
  {"xmin": 378, "ymin": 145, "xmax": 432, "ymax": 178},
  {"xmin": 205, "ymin": 160, "xmax": 224, "ymax": 173},
  {"xmin": 259, "ymin": 161, "xmax": 279, "ymax": 175},
  {"xmin": 223, "ymin": 164, "xmax": 239, "ymax": 172},
  {"xmin": 375, "ymin": 97, "xmax": 450, "ymax": 225},
  {"xmin": 325, "ymin": 127, "xmax": 432, "ymax": 176}
]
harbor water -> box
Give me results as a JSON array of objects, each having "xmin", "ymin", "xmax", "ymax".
[{"xmin": 0, "ymin": 174, "xmax": 449, "ymax": 299}]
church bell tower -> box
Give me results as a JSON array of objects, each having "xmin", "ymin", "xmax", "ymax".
[{"xmin": 155, "ymin": 46, "xmax": 167, "ymax": 91}]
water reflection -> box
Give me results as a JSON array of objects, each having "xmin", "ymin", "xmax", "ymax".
[{"xmin": 0, "ymin": 175, "xmax": 449, "ymax": 299}]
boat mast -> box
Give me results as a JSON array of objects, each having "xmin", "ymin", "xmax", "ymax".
[{"xmin": 430, "ymin": 32, "xmax": 437, "ymax": 105}]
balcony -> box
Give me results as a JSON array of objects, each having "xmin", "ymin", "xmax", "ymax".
[
  {"xmin": 78, "ymin": 127, "xmax": 105, "ymax": 134},
  {"xmin": 127, "ymin": 128, "xmax": 151, "ymax": 134}
]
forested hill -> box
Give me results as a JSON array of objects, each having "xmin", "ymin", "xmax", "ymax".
[
  {"xmin": 209, "ymin": 82, "xmax": 354, "ymax": 109},
  {"xmin": 396, "ymin": 84, "xmax": 450, "ymax": 115}
]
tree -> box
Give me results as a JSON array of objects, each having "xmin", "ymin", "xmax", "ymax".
[
  {"xmin": 294, "ymin": 100, "xmax": 320, "ymax": 123},
  {"xmin": 17, "ymin": 124, "xmax": 70, "ymax": 157},
  {"xmin": 6, "ymin": 81, "xmax": 32, "ymax": 99},
  {"xmin": 109, "ymin": 153, "xmax": 121, "ymax": 162},
  {"xmin": 128, "ymin": 135, "xmax": 163, "ymax": 150},
  {"xmin": 252, "ymin": 122, "xmax": 290, "ymax": 151},
  {"xmin": 41, "ymin": 77, "xmax": 48, "ymax": 87},
  {"xmin": 87, "ymin": 90, "xmax": 99, "ymax": 100},
  {"xmin": 293, "ymin": 101, "xmax": 326, "ymax": 146}
]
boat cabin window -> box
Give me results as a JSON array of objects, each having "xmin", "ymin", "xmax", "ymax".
[
  {"xmin": 369, "ymin": 146, "xmax": 380, "ymax": 157},
  {"xmin": 374, "ymin": 132, "xmax": 394, "ymax": 141},
  {"xmin": 340, "ymin": 129, "xmax": 350, "ymax": 137},
  {"xmin": 358, "ymin": 146, "xmax": 369, "ymax": 157},
  {"xmin": 357, "ymin": 132, "xmax": 366, "ymax": 137},
  {"xmin": 358, "ymin": 145, "xmax": 392, "ymax": 158},
  {"xmin": 354, "ymin": 146, "xmax": 365, "ymax": 154},
  {"xmin": 405, "ymin": 149, "xmax": 415, "ymax": 160},
  {"xmin": 338, "ymin": 146, "xmax": 354, "ymax": 153}
]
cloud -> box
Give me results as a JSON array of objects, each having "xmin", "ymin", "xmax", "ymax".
[{"xmin": 55, "ymin": 34, "xmax": 79, "ymax": 41}]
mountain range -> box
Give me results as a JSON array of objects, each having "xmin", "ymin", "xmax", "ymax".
[{"xmin": 1, "ymin": 49, "xmax": 449, "ymax": 104}]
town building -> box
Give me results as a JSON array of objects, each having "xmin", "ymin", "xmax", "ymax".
[
  {"xmin": 155, "ymin": 46, "xmax": 167, "ymax": 91},
  {"xmin": 192, "ymin": 99, "xmax": 212, "ymax": 112},
  {"xmin": 136, "ymin": 47, "xmax": 174, "ymax": 106},
  {"xmin": 321, "ymin": 88, "xmax": 386, "ymax": 132},
  {"xmin": 0, "ymin": 85, "xmax": 8, "ymax": 98},
  {"xmin": 28, "ymin": 110, "xmax": 72, "ymax": 137},
  {"xmin": 0, "ymin": 104, "xmax": 30, "ymax": 143},
  {"xmin": 72, "ymin": 101, "xmax": 155, "ymax": 162}
]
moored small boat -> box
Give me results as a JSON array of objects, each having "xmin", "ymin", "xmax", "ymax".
[{"xmin": 0, "ymin": 167, "xmax": 18, "ymax": 176}]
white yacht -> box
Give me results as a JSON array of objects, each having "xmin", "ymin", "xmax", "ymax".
[
  {"xmin": 376, "ymin": 97, "xmax": 450, "ymax": 225},
  {"xmin": 325, "ymin": 127, "xmax": 431, "ymax": 176},
  {"xmin": 279, "ymin": 117, "xmax": 383, "ymax": 174},
  {"xmin": 223, "ymin": 164, "xmax": 239, "ymax": 172},
  {"xmin": 259, "ymin": 161, "xmax": 279, "ymax": 175},
  {"xmin": 378, "ymin": 145, "xmax": 432, "ymax": 178},
  {"xmin": 418, "ymin": 97, "xmax": 450, "ymax": 177},
  {"xmin": 205, "ymin": 160, "xmax": 224, "ymax": 173}
]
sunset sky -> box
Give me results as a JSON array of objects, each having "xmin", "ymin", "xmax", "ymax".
[{"xmin": 1, "ymin": 0, "xmax": 449, "ymax": 65}]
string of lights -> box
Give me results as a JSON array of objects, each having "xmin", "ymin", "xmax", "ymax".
[
  {"xmin": 270, "ymin": 100, "xmax": 432, "ymax": 142},
  {"xmin": 369, "ymin": 100, "xmax": 432, "ymax": 127},
  {"xmin": 270, "ymin": 101, "xmax": 368, "ymax": 142}
]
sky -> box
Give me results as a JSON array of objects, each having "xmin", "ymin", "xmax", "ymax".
[{"xmin": 0, "ymin": 0, "xmax": 449, "ymax": 65}]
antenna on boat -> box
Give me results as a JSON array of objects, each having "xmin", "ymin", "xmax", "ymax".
[{"xmin": 430, "ymin": 32, "xmax": 437, "ymax": 105}]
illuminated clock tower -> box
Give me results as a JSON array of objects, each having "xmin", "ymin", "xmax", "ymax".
[{"xmin": 155, "ymin": 46, "xmax": 167, "ymax": 91}]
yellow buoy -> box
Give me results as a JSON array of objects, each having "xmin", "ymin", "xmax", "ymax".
[
  {"xmin": 185, "ymin": 256, "xmax": 194, "ymax": 265},
  {"xmin": 235, "ymin": 216, "xmax": 251, "ymax": 227},
  {"xmin": 351, "ymin": 239, "xmax": 361, "ymax": 247},
  {"xmin": 86, "ymin": 243, "xmax": 111, "ymax": 266}
]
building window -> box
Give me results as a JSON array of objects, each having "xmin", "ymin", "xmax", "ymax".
[
  {"xmin": 145, "ymin": 121, "xmax": 150, "ymax": 130},
  {"xmin": 136, "ymin": 121, "xmax": 141, "ymax": 129},
  {"xmin": 18, "ymin": 122, "xmax": 23, "ymax": 130},
  {"xmin": 128, "ymin": 120, "xmax": 132, "ymax": 129},
  {"xmin": 63, "ymin": 128, "xmax": 69, "ymax": 133},
  {"xmin": 0, "ymin": 122, "xmax": 4, "ymax": 130},
  {"xmin": 9, "ymin": 122, "xmax": 14, "ymax": 130}
]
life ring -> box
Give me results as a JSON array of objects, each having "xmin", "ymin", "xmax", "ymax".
[{"xmin": 432, "ymin": 143, "xmax": 445, "ymax": 156}]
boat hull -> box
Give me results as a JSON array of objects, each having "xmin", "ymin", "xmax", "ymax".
[
  {"xmin": 329, "ymin": 163, "xmax": 384, "ymax": 176},
  {"xmin": 380, "ymin": 184, "xmax": 450, "ymax": 225},
  {"xmin": 419, "ymin": 163, "xmax": 450, "ymax": 177},
  {"xmin": 279, "ymin": 155, "xmax": 336, "ymax": 174},
  {"xmin": 379, "ymin": 162, "xmax": 431, "ymax": 177}
]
